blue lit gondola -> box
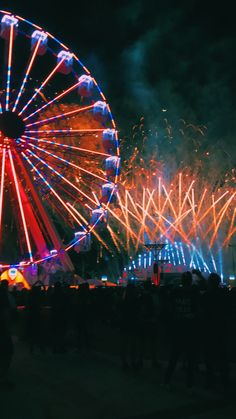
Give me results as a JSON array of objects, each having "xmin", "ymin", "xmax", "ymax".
[
  {"xmin": 101, "ymin": 183, "xmax": 117, "ymax": 204},
  {"xmin": 78, "ymin": 75, "xmax": 94, "ymax": 97},
  {"xmin": 102, "ymin": 129, "xmax": 116, "ymax": 152},
  {"xmin": 57, "ymin": 50, "xmax": 73, "ymax": 74},
  {"xmin": 74, "ymin": 231, "xmax": 91, "ymax": 253},
  {"xmin": 105, "ymin": 156, "xmax": 120, "ymax": 177},
  {"xmin": 31, "ymin": 30, "xmax": 48, "ymax": 55},
  {"xmin": 0, "ymin": 14, "xmax": 18, "ymax": 39},
  {"xmin": 93, "ymin": 101, "xmax": 108, "ymax": 121},
  {"xmin": 90, "ymin": 208, "xmax": 108, "ymax": 230}
]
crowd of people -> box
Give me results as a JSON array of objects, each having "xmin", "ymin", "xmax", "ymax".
[{"xmin": 0, "ymin": 269, "xmax": 236, "ymax": 392}]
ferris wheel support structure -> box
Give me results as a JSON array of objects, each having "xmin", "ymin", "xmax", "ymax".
[{"xmin": 15, "ymin": 153, "xmax": 74, "ymax": 271}]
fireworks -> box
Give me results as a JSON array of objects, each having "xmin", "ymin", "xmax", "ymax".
[{"xmin": 104, "ymin": 116, "xmax": 236, "ymax": 279}]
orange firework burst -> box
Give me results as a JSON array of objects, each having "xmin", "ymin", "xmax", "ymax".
[{"xmin": 103, "ymin": 116, "xmax": 235, "ymax": 277}]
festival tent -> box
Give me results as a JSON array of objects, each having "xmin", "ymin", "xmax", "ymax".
[
  {"xmin": 85, "ymin": 278, "xmax": 117, "ymax": 288},
  {"xmin": 104, "ymin": 281, "xmax": 117, "ymax": 287},
  {"xmin": 0, "ymin": 268, "xmax": 30, "ymax": 289},
  {"xmin": 85, "ymin": 278, "xmax": 103, "ymax": 287},
  {"xmin": 74, "ymin": 274, "xmax": 86, "ymax": 285}
]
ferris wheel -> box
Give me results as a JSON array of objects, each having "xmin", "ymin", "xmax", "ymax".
[{"xmin": 0, "ymin": 10, "xmax": 120, "ymax": 270}]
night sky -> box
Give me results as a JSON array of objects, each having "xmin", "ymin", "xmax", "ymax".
[{"xmin": 1, "ymin": 0, "xmax": 236, "ymax": 153}]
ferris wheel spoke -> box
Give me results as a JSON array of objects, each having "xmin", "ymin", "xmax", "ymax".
[
  {"xmin": 24, "ymin": 128, "xmax": 104, "ymax": 135},
  {"xmin": 27, "ymin": 142, "xmax": 108, "ymax": 183},
  {"xmin": 5, "ymin": 23, "xmax": 15, "ymax": 111},
  {"xmin": 65, "ymin": 203, "xmax": 110, "ymax": 252},
  {"xmin": 12, "ymin": 38, "xmax": 41, "ymax": 112},
  {"xmin": 24, "ymin": 103, "xmax": 95, "ymax": 128},
  {"xmin": 0, "ymin": 149, "xmax": 6, "ymax": 238},
  {"xmin": 46, "ymin": 195, "xmax": 75, "ymax": 230},
  {"xmin": 25, "ymin": 148, "xmax": 98, "ymax": 206},
  {"xmin": 21, "ymin": 151, "xmax": 85, "ymax": 229},
  {"xmin": 66, "ymin": 203, "xmax": 89, "ymax": 226},
  {"xmin": 8, "ymin": 150, "xmax": 34, "ymax": 262},
  {"xmin": 102, "ymin": 203, "xmax": 140, "ymax": 241},
  {"xmin": 23, "ymin": 80, "xmax": 81, "ymax": 122},
  {"xmin": 18, "ymin": 56, "xmax": 66, "ymax": 116},
  {"xmin": 22, "ymin": 135, "xmax": 111, "ymax": 157}
]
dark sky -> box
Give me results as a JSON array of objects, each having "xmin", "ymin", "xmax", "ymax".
[{"xmin": 1, "ymin": 1, "xmax": 236, "ymax": 149}]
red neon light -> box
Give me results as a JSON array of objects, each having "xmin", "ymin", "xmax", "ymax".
[
  {"xmin": 0, "ymin": 148, "xmax": 6, "ymax": 237},
  {"xmin": 22, "ymin": 152, "xmax": 83, "ymax": 227},
  {"xmin": 18, "ymin": 57, "xmax": 66, "ymax": 116},
  {"xmin": 25, "ymin": 128, "xmax": 104, "ymax": 134},
  {"xmin": 25, "ymin": 104, "xmax": 94, "ymax": 128},
  {"xmin": 28, "ymin": 142, "xmax": 108, "ymax": 183},
  {"xmin": 5, "ymin": 23, "xmax": 14, "ymax": 111},
  {"xmin": 23, "ymin": 135, "xmax": 111, "ymax": 157},
  {"xmin": 27, "ymin": 148, "xmax": 98, "ymax": 205},
  {"xmin": 8, "ymin": 150, "xmax": 33, "ymax": 262},
  {"xmin": 12, "ymin": 37, "xmax": 41, "ymax": 112},
  {"xmin": 18, "ymin": 152, "xmax": 74, "ymax": 271},
  {"xmin": 23, "ymin": 80, "xmax": 81, "ymax": 121}
]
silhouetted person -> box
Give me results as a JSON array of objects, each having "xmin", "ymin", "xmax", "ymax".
[
  {"xmin": 164, "ymin": 271, "xmax": 199, "ymax": 388},
  {"xmin": 74, "ymin": 283, "xmax": 92, "ymax": 352},
  {"xmin": 119, "ymin": 283, "xmax": 141, "ymax": 371},
  {"xmin": 202, "ymin": 273, "xmax": 230, "ymax": 390},
  {"xmin": 25, "ymin": 286, "xmax": 44, "ymax": 354},
  {"xmin": 192, "ymin": 269, "xmax": 207, "ymax": 293},
  {"xmin": 0, "ymin": 280, "xmax": 15, "ymax": 387},
  {"xmin": 138, "ymin": 280, "xmax": 160, "ymax": 368},
  {"xmin": 229, "ymin": 287, "xmax": 236, "ymax": 359},
  {"xmin": 50, "ymin": 282, "xmax": 68, "ymax": 353}
]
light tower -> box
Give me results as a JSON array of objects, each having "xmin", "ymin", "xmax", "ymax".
[{"xmin": 144, "ymin": 241, "xmax": 166, "ymax": 285}]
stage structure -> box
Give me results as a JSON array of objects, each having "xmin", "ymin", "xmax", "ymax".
[{"xmin": 144, "ymin": 242, "xmax": 166, "ymax": 284}]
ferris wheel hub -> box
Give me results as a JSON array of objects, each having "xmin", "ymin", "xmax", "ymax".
[{"xmin": 0, "ymin": 111, "xmax": 25, "ymax": 141}]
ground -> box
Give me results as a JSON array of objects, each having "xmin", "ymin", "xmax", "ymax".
[{"xmin": 1, "ymin": 321, "xmax": 236, "ymax": 419}]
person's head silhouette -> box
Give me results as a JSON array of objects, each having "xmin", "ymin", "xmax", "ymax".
[
  {"xmin": 181, "ymin": 271, "xmax": 192, "ymax": 288},
  {"xmin": 208, "ymin": 272, "xmax": 221, "ymax": 289}
]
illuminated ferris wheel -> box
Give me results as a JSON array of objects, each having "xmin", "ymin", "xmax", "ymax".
[{"xmin": 0, "ymin": 10, "xmax": 120, "ymax": 269}]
